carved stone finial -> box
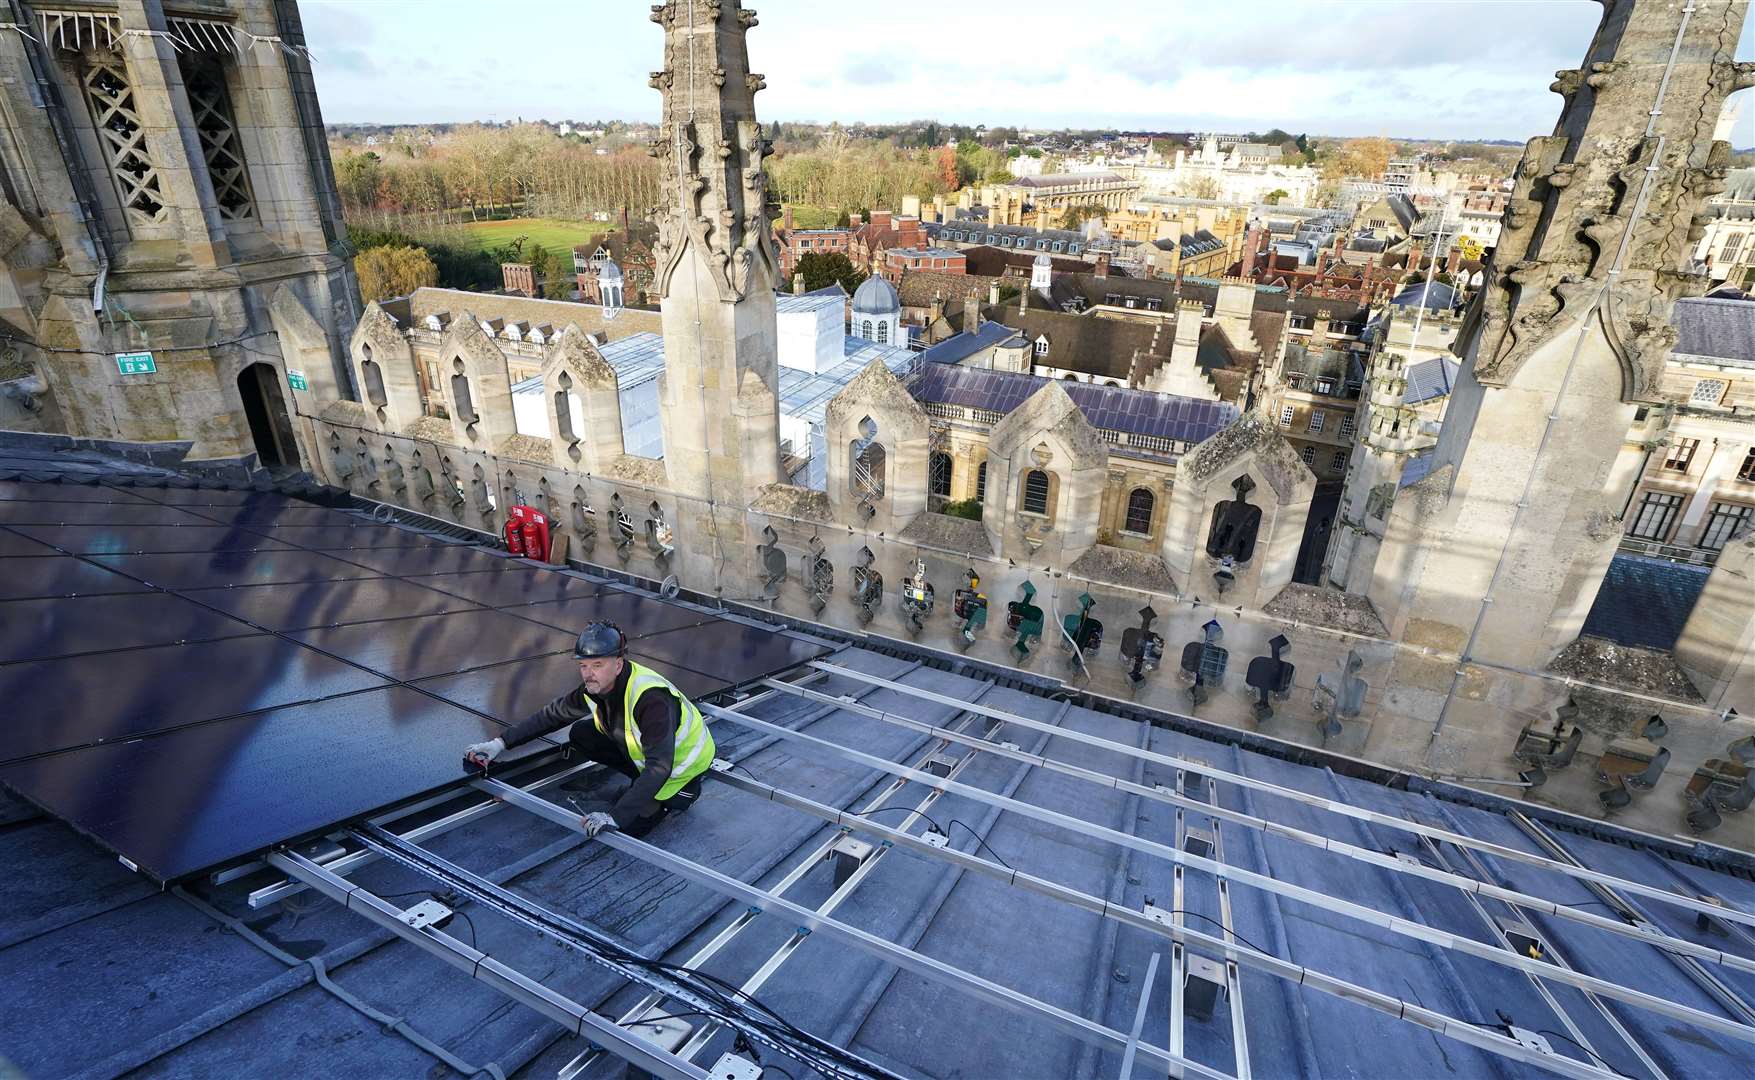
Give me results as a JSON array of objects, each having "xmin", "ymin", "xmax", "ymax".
[{"xmin": 745, "ymin": 73, "xmax": 766, "ymax": 94}]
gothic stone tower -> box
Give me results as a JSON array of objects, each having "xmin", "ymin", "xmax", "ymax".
[
  {"xmin": 649, "ymin": 0, "xmax": 783, "ymax": 588},
  {"xmin": 0, "ymin": 0, "xmax": 356, "ymax": 468},
  {"xmin": 1371, "ymin": 0, "xmax": 1751, "ymax": 670}
]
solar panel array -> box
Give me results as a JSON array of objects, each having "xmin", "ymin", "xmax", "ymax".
[
  {"xmin": 0, "ymin": 481, "xmax": 828, "ymax": 881},
  {"xmin": 912, "ymin": 363, "xmax": 1240, "ymax": 444}
]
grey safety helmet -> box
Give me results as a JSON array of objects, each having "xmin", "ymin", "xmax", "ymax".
[{"xmin": 573, "ymin": 620, "xmax": 627, "ymax": 659}]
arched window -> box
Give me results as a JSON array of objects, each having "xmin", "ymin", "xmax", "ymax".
[
  {"xmin": 861, "ymin": 319, "xmax": 874, "ymax": 340},
  {"xmin": 928, "ymin": 451, "xmax": 952, "ymax": 497},
  {"xmin": 1022, "ymin": 469, "xmax": 1050, "ymax": 515},
  {"xmin": 1124, "ymin": 487, "xmax": 1155, "ymax": 535},
  {"xmin": 976, "ymin": 461, "xmax": 987, "ymax": 503},
  {"xmin": 852, "ymin": 440, "xmax": 886, "ymax": 498},
  {"xmin": 876, "ymin": 320, "xmax": 889, "ymax": 344}
]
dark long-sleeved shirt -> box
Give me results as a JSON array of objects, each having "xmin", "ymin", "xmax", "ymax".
[{"xmin": 503, "ymin": 663, "xmax": 681, "ymax": 829}]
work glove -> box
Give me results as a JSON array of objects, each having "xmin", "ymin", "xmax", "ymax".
[
  {"xmin": 463, "ymin": 737, "xmax": 506, "ymax": 768},
  {"xmin": 581, "ymin": 811, "xmax": 618, "ymax": 838}
]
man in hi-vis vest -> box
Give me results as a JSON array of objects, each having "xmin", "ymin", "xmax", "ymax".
[{"xmin": 463, "ymin": 621, "xmax": 714, "ymax": 838}]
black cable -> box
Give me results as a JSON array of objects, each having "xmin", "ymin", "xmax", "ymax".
[
  {"xmin": 855, "ymin": 806, "xmax": 1014, "ymax": 870},
  {"xmin": 1461, "ymin": 1017, "xmax": 1631, "ymax": 1077},
  {"xmin": 1158, "ymin": 909, "xmax": 1275, "ymax": 958}
]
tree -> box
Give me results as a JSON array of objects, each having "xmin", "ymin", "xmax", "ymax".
[
  {"xmin": 1059, "ymin": 203, "xmax": 1106, "ymax": 230},
  {"xmin": 1186, "ymin": 175, "xmax": 1222, "ymax": 200},
  {"xmin": 796, "ymin": 252, "xmax": 865, "ymax": 295},
  {"xmin": 935, "ymin": 145, "xmax": 960, "ymax": 191},
  {"xmin": 355, "ymin": 245, "xmax": 438, "ymax": 304},
  {"xmin": 1264, "ymin": 188, "xmax": 1290, "ymax": 205},
  {"xmin": 1322, "ymin": 136, "xmax": 1395, "ymax": 181},
  {"xmin": 769, "ymin": 120, "xmax": 782, "ymax": 143}
]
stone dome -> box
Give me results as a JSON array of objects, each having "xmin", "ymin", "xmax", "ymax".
[
  {"xmin": 597, "ymin": 259, "xmax": 624, "ymax": 283},
  {"xmin": 851, "ymin": 274, "xmax": 900, "ymax": 315},
  {"xmin": 1033, "ymin": 252, "xmax": 1053, "ymax": 266}
]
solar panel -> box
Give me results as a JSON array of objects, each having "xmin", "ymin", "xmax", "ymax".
[
  {"xmin": 182, "ymin": 504, "xmax": 362, "ymax": 527},
  {"xmin": 3, "ymin": 524, "xmax": 294, "ymax": 555},
  {"xmin": 0, "ymin": 528, "xmax": 56, "ymax": 557},
  {"xmin": 633, "ymin": 623, "xmax": 831, "ymax": 687},
  {"xmin": 410, "ymin": 568, "xmax": 606, "ymax": 608},
  {"xmin": 87, "ymin": 550, "xmax": 381, "ymax": 589},
  {"xmin": 0, "ymin": 555, "xmax": 150, "ymax": 601},
  {"xmin": 0, "ymin": 502, "xmax": 216, "ymax": 526},
  {"xmin": 184, "ymin": 577, "xmax": 482, "ymax": 631},
  {"xmin": 127, "ymin": 488, "xmax": 301, "ymax": 507},
  {"xmin": 413, "ymin": 653, "xmax": 589, "ymax": 725},
  {"xmin": 290, "ymin": 608, "xmax": 576, "ymax": 681},
  {"xmin": 327, "ymin": 545, "xmax": 518, "ymax": 576},
  {"xmin": 0, "ymin": 592, "xmax": 257, "ymax": 664},
  {"xmin": 0, "ymin": 685, "xmax": 503, "ymax": 881},
  {"xmin": 0, "ymin": 635, "xmax": 388, "ymax": 763},
  {"xmin": 0, "ymin": 481, "xmax": 153, "ymax": 504},
  {"xmin": 241, "ymin": 525, "xmax": 452, "ymax": 551},
  {"xmin": 511, "ymin": 591, "xmax": 714, "ymax": 640}
]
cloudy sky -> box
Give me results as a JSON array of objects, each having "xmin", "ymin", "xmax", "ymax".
[{"xmin": 303, "ymin": 0, "xmax": 1753, "ymax": 142}]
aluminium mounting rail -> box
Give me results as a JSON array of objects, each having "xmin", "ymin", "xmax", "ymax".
[
  {"xmin": 698, "ymin": 763, "xmax": 1638, "ymax": 1080},
  {"xmin": 801, "ymin": 660, "xmax": 1755, "ymax": 932},
  {"xmin": 265, "ymin": 849, "xmax": 710, "ymax": 1080},
  {"xmin": 1416, "ymin": 832, "xmax": 1670, "ymax": 1080},
  {"xmin": 476, "ymin": 776, "xmax": 1238, "ymax": 1080},
  {"xmin": 346, "ymin": 822, "xmax": 907, "ymax": 1080},
  {"xmin": 1118, "ymin": 952, "xmax": 1162, "ymax": 1080},
  {"xmin": 1198, "ymin": 764, "xmax": 1250, "ymax": 1077},
  {"xmin": 703, "ymin": 700, "xmax": 1755, "ymax": 1046},
  {"xmin": 761, "ymin": 676, "xmax": 1748, "ymax": 970}
]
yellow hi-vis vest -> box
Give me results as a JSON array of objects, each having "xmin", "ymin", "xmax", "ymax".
[{"xmin": 588, "ymin": 661, "xmax": 714, "ymax": 800}]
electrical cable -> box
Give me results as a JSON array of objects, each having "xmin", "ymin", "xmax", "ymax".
[
  {"xmin": 1461, "ymin": 1015, "xmax": 1632, "ymax": 1078},
  {"xmin": 854, "ymin": 805, "xmax": 1013, "ymax": 871}
]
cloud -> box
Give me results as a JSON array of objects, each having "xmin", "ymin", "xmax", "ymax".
[{"xmin": 844, "ymin": 55, "xmax": 901, "ymax": 87}]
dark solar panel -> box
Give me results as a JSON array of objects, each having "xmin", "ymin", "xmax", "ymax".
[
  {"xmin": 0, "ymin": 636, "xmax": 388, "ymax": 763},
  {"xmin": 410, "ymin": 568, "xmax": 606, "ymax": 608},
  {"xmin": 185, "ymin": 576, "xmax": 482, "ymax": 631},
  {"xmin": 633, "ymin": 624, "xmax": 831, "ymax": 688},
  {"xmin": 242, "ymin": 525, "xmax": 452, "ymax": 551},
  {"xmin": 0, "ymin": 481, "xmax": 154, "ymax": 504},
  {"xmin": 0, "ymin": 592, "xmax": 256, "ymax": 663},
  {"xmin": 87, "ymin": 550, "xmax": 381, "ymax": 589},
  {"xmin": 127, "ymin": 488, "xmax": 301, "ymax": 507},
  {"xmin": 0, "ymin": 685, "xmax": 503, "ymax": 881},
  {"xmin": 0, "ymin": 528, "xmax": 56, "ymax": 557},
  {"xmin": 0, "ymin": 555, "xmax": 150, "ymax": 601},
  {"xmin": 290, "ymin": 608, "xmax": 575, "ymax": 681},
  {"xmin": 413, "ymin": 653, "xmax": 587, "ymax": 726},
  {"xmin": 184, "ymin": 504, "xmax": 362, "ymax": 527},
  {"xmin": 511, "ymin": 591, "xmax": 714, "ymax": 640},
  {"xmin": 4, "ymin": 524, "xmax": 294, "ymax": 555},
  {"xmin": 328, "ymin": 545, "xmax": 518, "ymax": 576},
  {"xmin": 0, "ymin": 502, "xmax": 215, "ymax": 526}
]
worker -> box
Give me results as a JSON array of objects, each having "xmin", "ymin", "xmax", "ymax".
[{"xmin": 462, "ymin": 620, "xmax": 714, "ymax": 839}]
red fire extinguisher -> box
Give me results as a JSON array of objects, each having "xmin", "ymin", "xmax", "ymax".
[{"xmin": 505, "ymin": 505, "xmax": 550, "ymax": 561}]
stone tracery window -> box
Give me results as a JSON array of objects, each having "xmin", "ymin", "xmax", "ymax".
[
  {"xmin": 182, "ymin": 61, "xmax": 255, "ymax": 220},
  {"xmin": 1124, "ymin": 487, "xmax": 1154, "ymax": 535},
  {"xmin": 1021, "ymin": 469, "xmax": 1050, "ymax": 515},
  {"xmin": 82, "ymin": 62, "xmax": 167, "ymax": 224}
]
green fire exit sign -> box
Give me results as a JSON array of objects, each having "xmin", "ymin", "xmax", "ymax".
[
  {"xmin": 115, "ymin": 352, "xmax": 156, "ymax": 375},
  {"xmin": 287, "ymin": 370, "xmax": 309, "ymax": 392}
]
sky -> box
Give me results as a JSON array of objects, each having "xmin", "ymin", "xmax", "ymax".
[{"xmin": 303, "ymin": 0, "xmax": 1754, "ymax": 143}]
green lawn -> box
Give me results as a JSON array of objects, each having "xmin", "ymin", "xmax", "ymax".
[
  {"xmin": 774, "ymin": 205, "xmax": 842, "ymax": 229},
  {"xmin": 458, "ymin": 217, "xmax": 612, "ymax": 257}
]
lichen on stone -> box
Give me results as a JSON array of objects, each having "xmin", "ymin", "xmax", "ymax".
[
  {"xmin": 1263, "ymin": 583, "xmax": 1389, "ymax": 637},
  {"xmin": 495, "ymin": 433, "xmax": 553, "ymax": 464},
  {"xmin": 318, "ymin": 399, "xmax": 372, "ymax": 427},
  {"xmin": 1065, "ymin": 543, "xmax": 1175, "ymax": 593},
  {"xmin": 401, "ymin": 416, "xmax": 455, "ymax": 443},
  {"xmin": 752, "ymin": 483, "xmax": 832, "ymax": 523},
  {"xmin": 898, "ymin": 510, "xmax": 994, "ymax": 556}
]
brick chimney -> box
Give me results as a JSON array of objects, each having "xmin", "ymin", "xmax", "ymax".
[
  {"xmin": 1315, "ymin": 247, "xmax": 1330, "ymax": 275},
  {"xmin": 963, "ymin": 289, "xmax": 981, "ymax": 330},
  {"xmin": 898, "ymin": 216, "xmax": 921, "ymax": 248},
  {"xmin": 871, "ymin": 209, "xmax": 892, "ymax": 229},
  {"xmin": 988, "ymin": 281, "xmax": 1001, "ymax": 307},
  {"xmin": 782, "ymin": 204, "xmax": 794, "ymax": 231},
  {"xmin": 1094, "ymin": 251, "xmax": 1110, "ymax": 278},
  {"xmin": 1240, "ymin": 225, "xmax": 1263, "ymax": 278},
  {"xmin": 1407, "ymin": 242, "xmax": 1423, "ymax": 276},
  {"xmin": 930, "ymin": 293, "xmax": 945, "ymax": 324},
  {"xmin": 850, "ymin": 211, "xmax": 864, "ymax": 228}
]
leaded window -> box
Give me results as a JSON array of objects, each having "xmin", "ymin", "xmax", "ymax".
[
  {"xmin": 1628, "ymin": 492, "xmax": 1682, "ymax": 541},
  {"xmin": 83, "ymin": 62, "xmax": 166, "ymax": 224},
  {"xmin": 1699, "ymin": 502, "xmax": 1752, "ymax": 551},
  {"xmin": 1663, "ymin": 438, "xmax": 1699, "ymax": 472},
  {"xmin": 183, "ymin": 60, "xmax": 254, "ymax": 220},
  {"xmin": 1689, "ymin": 379, "xmax": 1727, "ymax": 407},
  {"xmin": 1022, "ymin": 469, "xmax": 1050, "ymax": 515},
  {"xmin": 1124, "ymin": 487, "xmax": 1154, "ymax": 535}
]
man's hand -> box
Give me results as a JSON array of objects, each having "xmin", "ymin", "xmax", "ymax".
[
  {"xmin": 463, "ymin": 737, "xmax": 506, "ymax": 769},
  {"xmin": 581, "ymin": 811, "xmax": 617, "ymax": 838}
]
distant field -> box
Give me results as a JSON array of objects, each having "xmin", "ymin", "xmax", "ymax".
[
  {"xmin": 775, "ymin": 205, "xmax": 842, "ymax": 229},
  {"xmin": 458, "ymin": 217, "xmax": 611, "ymax": 256}
]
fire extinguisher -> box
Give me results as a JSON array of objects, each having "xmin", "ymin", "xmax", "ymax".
[
  {"xmin": 503, "ymin": 518, "xmax": 526, "ymax": 557},
  {"xmin": 521, "ymin": 519, "xmax": 547, "ymax": 561}
]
